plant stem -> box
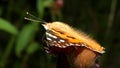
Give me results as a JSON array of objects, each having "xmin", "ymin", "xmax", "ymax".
[{"xmin": 106, "ymin": 0, "xmax": 117, "ymax": 35}]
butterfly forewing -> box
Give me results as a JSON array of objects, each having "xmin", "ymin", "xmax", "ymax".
[{"xmin": 45, "ymin": 30, "xmax": 83, "ymax": 49}]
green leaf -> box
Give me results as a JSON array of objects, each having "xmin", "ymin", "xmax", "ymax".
[
  {"xmin": 43, "ymin": 0, "xmax": 53, "ymax": 7},
  {"xmin": 0, "ymin": 18, "xmax": 18, "ymax": 35},
  {"xmin": 37, "ymin": 0, "xmax": 53, "ymax": 18},
  {"xmin": 37, "ymin": 0, "xmax": 44, "ymax": 18},
  {"xmin": 26, "ymin": 42, "xmax": 39, "ymax": 55},
  {"xmin": 15, "ymin": 23, "xmax": 38, "ymax": 57}
]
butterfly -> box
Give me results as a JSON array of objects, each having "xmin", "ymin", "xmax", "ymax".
[
  {"xmin": 42, "ymin": 22, "xmax": 105, "ymax": 54},
  {"xmin": 25, "ymin": 12, "xmax": 105, "ymax": 68}
]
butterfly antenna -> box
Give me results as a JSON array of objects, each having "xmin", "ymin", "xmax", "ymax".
[
  {"xmin": 26, "ymin": 12, "xmax": 42, "ymax": 21},
  {"xmin": 25, "ymin": 12, "xmax": 47, "ymax": 23},
  {"xmin": 24, "ymin": 17, "xmax": 41, "ymax": 22}
]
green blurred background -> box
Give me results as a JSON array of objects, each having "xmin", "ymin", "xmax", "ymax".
[{"xmin": 0, "ymin": 0, "xmax": 120, "ymax": 68}]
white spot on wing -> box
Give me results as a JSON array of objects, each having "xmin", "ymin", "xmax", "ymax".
[
  {"xmin": 100, "ymin": 51, "xmax": 105, "ymax": 53},
  {"xmin": 57, "ymin": 44, "xmax": 60, "ymax": 46},
  {"xmin": 45, "ymin": 50, "xmax": 50, "ymax": 53},
  {"xmin": 58, "ymin": 45, "xmax": 62, "ymax": 48},
  {"xmin": 52, "ymin": 35, "xmax": 57, "ymax": 39},
  {"xmin": 46, "ymin": 32, "xmax": 57, "ymax": 39},
  {"xmin": 46, "ymin": 37, "xmax": 52, "ymax": 41},
  {"xmin": 69, "ymin": 43, "xmax": 74, "ymax": 46},
  {"xmin": 54, "ymin": 45, "xmax": 58, "ymax": 47},
  {"xmin": 59, "ymin": 39, "xmax": 65, "ymax": 42},
  {"xmin": 42, "ymin": 24, "xmax": 48, "ymax": 30},
  {"xmin": 58, "ymin": 41, "xmax": 61, "ymax": 43},
  {"xmin": 53, "ymin": 41, "xmax": 56, "ymax": 43},
  {"xmin": 53, "ymin": 41, "xmax": 57, "ymax": 43},
  {"xmin": 62, "ymin": 46, "xmax": 66, "ymax": 48},
  {"xmin": 75, "ymin": 44, "xmax": 80, "ymax": 46},
  {"xmin": 81, "ymin": 44, "xmax": 85, "ymax": 46},
  {"xmin": 65, "ymin": 43, "xmax": 70, "ymax": 46}
]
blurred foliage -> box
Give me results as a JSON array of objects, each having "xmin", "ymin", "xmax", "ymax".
[{"xmin": 0, "ymin": 0, "xmax": 120, "ymax": 68}]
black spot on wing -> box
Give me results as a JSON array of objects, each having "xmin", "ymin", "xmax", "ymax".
[{"xmin": 66, "ymin": 36, "xmax": 76, "ymax": 39}]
